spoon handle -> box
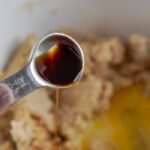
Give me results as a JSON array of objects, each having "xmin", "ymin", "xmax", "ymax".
[{"xmin": 0, "ymin": 65, "xmax": 40, "ymax": 110}]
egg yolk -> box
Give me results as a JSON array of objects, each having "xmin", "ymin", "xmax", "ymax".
[{"xmin": 82, "ymin": 83, "xmax": 150, "ymax": 150}]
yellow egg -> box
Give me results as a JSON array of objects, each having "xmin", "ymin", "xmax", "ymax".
[{"xmin": 82, "ymin": 83, "xmax": 150, "ymax": 150}]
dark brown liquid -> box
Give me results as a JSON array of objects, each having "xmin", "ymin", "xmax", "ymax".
[
  {"xmin": 55, "ymin": 89, "xmax": 60, "ymax": 131},
  {"xmin": 55, "ymin": 89, "xmax": 59, "ymax": 118},
  {"xmin": 35, "ymin": 43, "xmax": 82, "ymax": 86}
]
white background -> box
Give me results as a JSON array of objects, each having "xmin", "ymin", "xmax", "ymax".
[{"xmin": 0, "ymin": 0, "xmax": 150, "ymax": 70}]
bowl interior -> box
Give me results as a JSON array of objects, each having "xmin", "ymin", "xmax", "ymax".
[{"xmin": 1, "ymin": 0, "xmax": 150, "ymax": 70}]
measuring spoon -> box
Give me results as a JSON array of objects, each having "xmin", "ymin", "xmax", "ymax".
[{"xmin": 0, "ymin": 33, "xmax": 84, "ymax": 110}]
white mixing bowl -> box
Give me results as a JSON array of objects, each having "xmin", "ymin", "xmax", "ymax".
[{"xmin": 1, "ymin": 0, "xmax": 150, "ymax": 70}]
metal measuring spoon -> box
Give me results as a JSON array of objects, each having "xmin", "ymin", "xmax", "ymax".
[{"xmin": 0, "ymin": 33, "xmax": 84, "ymax": 110}]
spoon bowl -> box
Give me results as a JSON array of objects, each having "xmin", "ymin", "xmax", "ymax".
[{"xmin": 30, "ymin": 33, "xmax": 84, "ymax": 88}]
